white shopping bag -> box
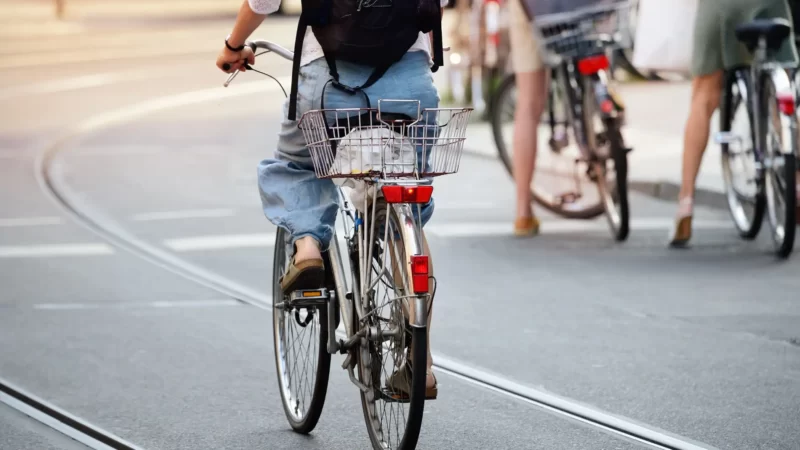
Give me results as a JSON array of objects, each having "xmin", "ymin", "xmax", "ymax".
[
  {"xmin": 331, "ymin": 127, "xmax": 416, "ymax": 212},
  {"xmin": 631, "ymin": 0, "xmax": 697, "ymax": 73}
]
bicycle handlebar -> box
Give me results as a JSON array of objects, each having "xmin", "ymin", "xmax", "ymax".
[{"xmin": 222, "ymin": 40, "xmax": 294, "ymax": 71}]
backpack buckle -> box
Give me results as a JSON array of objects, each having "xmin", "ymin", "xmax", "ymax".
[{"xmin": 332, "ymin": 80, "xmax": 358, "ymax": 95}]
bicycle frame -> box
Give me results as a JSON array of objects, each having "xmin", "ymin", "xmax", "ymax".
[
  {"xmin": 719, "ymin": 37, "xmax": 797, "ymax": 179},
  {"xmin": 550, "ymin": 52, "xmax": 624, "ymax": 160}
]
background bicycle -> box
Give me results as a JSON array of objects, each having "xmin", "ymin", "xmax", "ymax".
[
  {"xmin": 490, "ymin": 0, "xmax": 633, "ymax": 241},
  {"xmin": 717, "ymin": 19, "xmax": 798, "ymax": 258}
]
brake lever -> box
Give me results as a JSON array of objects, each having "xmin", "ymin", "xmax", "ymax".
[{"xmin": 223, "ymin": 63, "xmax": 254, "ymax": 88}]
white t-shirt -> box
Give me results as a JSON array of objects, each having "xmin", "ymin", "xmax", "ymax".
[{"xmin": 248, "ymin": 0, "xmax": 448, "ymax": 66}]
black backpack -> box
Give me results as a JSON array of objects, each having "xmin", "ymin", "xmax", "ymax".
[{"xmin": 287, "ymin": 0, "xmax": 445, "ymax": 120}]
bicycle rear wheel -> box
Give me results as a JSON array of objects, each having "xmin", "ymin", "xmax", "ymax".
[
  {"xmin": 720, "ymin": 69, "xmax": 765, "ymax": 239},
  {"xmin": 272, "ymin": 227, "xmax": 331, "ymax": 433},
  {"xmin": 491, "ymin": 73, "xmax": 606, "ymax": 219},
  {"xmin": 357, "ymin": 203, "xmax": 427, "ymax": 450},
  {"xmin": 761, "ymin": 75, "xmax": 797, "ymax": 258}
]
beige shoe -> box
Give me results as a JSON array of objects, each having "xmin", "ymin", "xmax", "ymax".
[{"xmin": 514, "ymin": 216, "xmax": 540, "ymax": 237}]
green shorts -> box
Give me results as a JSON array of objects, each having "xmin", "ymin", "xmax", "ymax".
[{"xmin": 692, "ymin": 0, "xmax": 799, "ymax": 76}]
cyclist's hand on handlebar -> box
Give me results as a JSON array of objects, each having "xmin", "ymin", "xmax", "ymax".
[{"xmin": 216, "ymin": 46, "xmax": 255, "ymax": 73}]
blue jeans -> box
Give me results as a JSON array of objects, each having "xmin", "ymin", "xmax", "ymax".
[{"xmin": 258, "ymin": 51, "xmax": 440, "ymax": 248}]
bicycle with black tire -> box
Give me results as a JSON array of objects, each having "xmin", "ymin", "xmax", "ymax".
[
  {"xmin": 716, "ymin": 18, "xmax": 797, "ymax": 258},
  {"xmin": 223, "ymin": 40, "xmax": 472, "ymax": 449},
  {"xmin": 490, "ymin": 2, "xmax": 632, "ymax": 241}
]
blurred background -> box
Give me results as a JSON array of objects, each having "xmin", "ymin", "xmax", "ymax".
[{"xmin": 0, "ymin": 1, "xmax": 798, "ymax": 450}]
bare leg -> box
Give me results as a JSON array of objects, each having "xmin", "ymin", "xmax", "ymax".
[
  {"xmin": 678, "ymin": 71, "xmax": 724, "ymax": 201},
  {"xmin": 513, "ymin": 69, "xmax": 548, "ymax": 222},
  {"xmin": 670, "ymin": 71, "xmax": 723, "ymax": 245}
]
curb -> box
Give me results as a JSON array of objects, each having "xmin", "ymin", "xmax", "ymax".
[{"xmin": 628, "ymin": 181, "xmax": 727, "ymax": 210}]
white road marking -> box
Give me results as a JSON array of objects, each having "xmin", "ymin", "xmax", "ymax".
[
  {"xmin": 0, "ymin": 71, "xmax": 155, "ymax": 101},
  {"xmin": 433, "ymin": 201, "xmax": 502, "ymax": 210},
  {"xmin": 426, "ymin": 218, "xmax": 732, "ymax": 238},
  {"xmin": 0, "ymin": 243, "xmax": 114, "ymax": 258},
  {"xmin": 76, "ymin": 79, "xmax": 289, "ymax": 133},
  {"xmin": 132, "ymin": 208, "xmax": 236, "ymax": 222},
  {"xmin": 33, "ymin": 299, "xmax": 240, "ymax": 310},
  {"xmin": 0, "ymin": 149, "xmax": 22, "ymax": 159},
  {"xmin": 0, "ymin": 216, "xmax": 63, "ymax": 227},
  {"xmin": 164, "ymin": 233, "xmax": 276, "ymax": 252}
]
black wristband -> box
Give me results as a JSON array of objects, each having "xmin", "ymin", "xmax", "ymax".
[{"xmin": 225, "ymin": 39, "xmax": 245, "ymax": 52}]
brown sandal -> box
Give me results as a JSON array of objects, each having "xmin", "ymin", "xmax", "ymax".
[
  {"xmin": 669, "ymin": 216, "xmax": 692, "ymax": 248},
  {"xmin": 385, "ymin": 365, "xmax": 438, "ymax": 400},
  {"xmin": 279, "ymin": 258, "xmax": 325, "ymax": 293}
]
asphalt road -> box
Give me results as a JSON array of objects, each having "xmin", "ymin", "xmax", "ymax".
[{"xmin": 1, "ymin": 14, "xmax": 799, "ymax": 450}]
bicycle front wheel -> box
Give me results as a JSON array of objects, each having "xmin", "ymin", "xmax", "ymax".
[
  {"xmin": 272, "ymin": 227, "xmax": 331, "ymax": 433},
  {"xmin": 761, "ymin": 74, "xmax": 797, "ymax": 258},
  {"xmin": 357, "ymin": 203, "xmax": 428, "ymax": 450}
]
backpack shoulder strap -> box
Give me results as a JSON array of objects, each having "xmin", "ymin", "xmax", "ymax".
[
  {"xmin": 288, "ymin": 14, "xmax": 309, "ymax": 121},
  {"xmin": 431, "ymin": 4, "xmax": 444, "ymax": 72}
]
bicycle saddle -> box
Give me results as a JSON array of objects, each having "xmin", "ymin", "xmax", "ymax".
[{"xmin": 735, "ymin": 18, "xmax": 792, "ymax": 52}]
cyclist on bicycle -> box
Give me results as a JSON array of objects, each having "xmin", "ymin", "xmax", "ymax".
[
  {"xmin": 215, "ymin": 0, "xmax": 446, "ymax": 397},
  {"xmin": 670, "ymin": 0, "xmax": 798, "ymax": 246}
]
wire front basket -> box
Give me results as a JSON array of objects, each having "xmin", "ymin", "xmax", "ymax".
[
  {"xmin": 535, "ymin": 1, "xmax": 633, "ymax": 61},
  {"xmin": 298, "ymin": 105, "xmax": 472, "ymax": 180}
]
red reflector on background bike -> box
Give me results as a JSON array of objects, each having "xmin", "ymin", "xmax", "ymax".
[
  {"xmin": 777, "ymin": 93, "xmax": 795, "ymax": 115},
  {"xmin": 410, "ymin": 255, "xmax": 429, "ymax": 294},
  {"xmin": 577, "ymin": 55, "xmax": 609, "ymax": 75},
  {"xmin": 381, "ymin": 185, "xmax": 434, "ymax": 204}
]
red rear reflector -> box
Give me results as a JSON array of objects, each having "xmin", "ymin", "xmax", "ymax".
[
  {"xmin": 410, "ymin": 255, "xmax": 429, "ymax": 294},
  {"xmin": 777, "ymin": 93, "xmax": 795, "ymax": 115},
  {"xmin": 381, "ymin": 185, "xmax": 434, "ymax": 204},
  {"xmin": 577, "ymin": 55, "xmax": 609, "ymax": 75},
  {"xmin": 600, "ymin": 99, "xmax": 614, "ymax": 114}
]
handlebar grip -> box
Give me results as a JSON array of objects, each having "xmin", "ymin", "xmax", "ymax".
[
  {"xmin": 223, "ymin": 63, "xmax": 231, "ymax": 71},
  {"xmin": 247, "ymin": 41, "xmax": 257, "ymax": 52}
]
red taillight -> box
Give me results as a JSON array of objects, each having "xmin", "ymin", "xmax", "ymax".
[
  {"xmin": 410, "ymin": 255, "xmax": 429, "ymax": 294},
  {"xmin": 600, "ymin": 99, "xmax": 614, "ymax": 114},
  {"xmin": 777, "ymin": 93, "xmax": 795, "ymax": 115},
  {"xmin": 577, "ymin": 54, "xmax": 609, "ymax": 75},
  {"xmin": 381, "ymin": 185, "xmax": 434, "ymax": 204}
]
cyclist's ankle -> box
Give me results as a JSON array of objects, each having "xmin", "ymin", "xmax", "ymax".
[{"xmin": 294, "ymin": 236, "xmax": 322, "ymax": 262}]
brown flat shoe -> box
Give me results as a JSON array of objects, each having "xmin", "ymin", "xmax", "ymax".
[
  {"xmin": 279, "ymin": 258, "xmax": 325, "ymax": 293},
  {"xmin": 514, "ymin": 216, "xmax": 540, "ymax": 237},
  {"xmin": 669, "ymin": 216, "xmax": 692, "ymax": 248}
]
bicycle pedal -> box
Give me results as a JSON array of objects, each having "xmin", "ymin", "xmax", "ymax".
[
  {"xmin": 289, "ymin": 288, "xmax": 329, "ymax": 307},
  {"xmin": 714, "ymin": 132, "xmax": 742, "ymax": 145},
  {"xmin": 380, "ymin": 388, "xmax": 410, "ymax": 403}
]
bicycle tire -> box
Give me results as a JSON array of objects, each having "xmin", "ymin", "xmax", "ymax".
[
  {"xmin": 272, "ymin": 227, "xmax": 331, "ymax": 434},
  {"xmin": 490, "ymin": 74, "xmax": 606, "ymax": 219},
  {"xmin": 357, "ymin": 205, "xmax": 427, "ymax": 450},
  {"xmin": 761, "ymin": 74, "xmax": 797, "ymax": 258},
  {"xmin": 720, "ymin": 69, "xmax": 765, "ymax": 239},
  {"xmin": 599, "ymin": 120, "xmax": 630, "ymax": 241}
]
